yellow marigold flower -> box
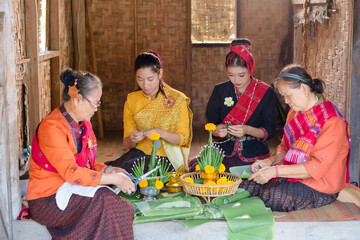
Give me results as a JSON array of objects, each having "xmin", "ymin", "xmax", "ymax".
[
  {"xmin": 204, "ymin": 165, "xmax": 215, "ymax": 173},
  {"xmin": 195, "ymin": 164, "xmax": 201, "ymax": 171},
  {"xmin": 150, "ymin": 132, "xmax": 161, "ymax": 141},
  {"xmin": 203, "ymin": 180, "xmax": 216, "ymax": 185},
  {"xmin": 184, "ymin": 177, "xmax": 194, "ymax": 183},
  {"xmin": 205, "ymin": 123, "xmax": 216, "ymax": 131},
  {"xmin": 227, "ymin": 180, "xmax": 234, "ymax": 184},
  {"xmin": 218, "ymin": 163, "xmax": 226, "ymax": 173},
  {"xmin": 139, "ymin": 179, "xmax": 148, "ymax": 188},
  {"xmin": 216, "ymin": 177, "xmax": 228, "ymax": 185},
  {"xmin": 155, "ymin": 180, "xmax": 164, "ymax": 189}
]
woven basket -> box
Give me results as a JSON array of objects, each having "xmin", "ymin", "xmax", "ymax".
[{"xmin": 179, "ymin": 172, "xmax": 242, "ymax": 203}]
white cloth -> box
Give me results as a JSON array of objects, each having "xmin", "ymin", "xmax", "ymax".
[{"xmin": 55, "ymin": 182, "xmax": 114, "ymax": 210}]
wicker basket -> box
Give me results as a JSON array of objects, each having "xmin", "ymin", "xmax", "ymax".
[{"xmin": 179, "ymin": 172, "xmax": 242, "ymax": 203}]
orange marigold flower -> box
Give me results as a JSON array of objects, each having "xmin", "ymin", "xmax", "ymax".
[
  {"xmin": 205, "ymin": 123, "xmax": 216, "ymax": 131},
  {"xmin": 204, "ymin": 165, "xmax": 215, "ymax": 173},
  {"xmin": 195, "ymin": 164, "xmax": 201, "ymax": 171},
  {"xmin": 150, "ymin": 132, "xmax": 161, "ymax": 141},
  {"xmin": 184, "ymin": 177, "xmax": 194, "ymax": 183},
  {"xmin": 139, "ymin": 179, "xmax": 148, "ymax": 188},
  {"xmin": 155, "ymin": 180, "xmax": 164, "ymax": 189},
  {"xmin": 218, "ymin": 163, "xmax": 226, "ymax": 173}
]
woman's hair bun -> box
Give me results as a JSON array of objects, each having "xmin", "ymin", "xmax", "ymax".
[{"xmin": 61, "ymin": 69, "xmax": 74, "ymax": 86}]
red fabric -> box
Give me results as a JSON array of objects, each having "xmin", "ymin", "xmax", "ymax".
[
  {"xmin": 31, "ymin": 120, "xmax": 97, "ymax": 173},
  {"xmin": 223, "ymin": 79, "xmax": 269, "ymax": 125},
  {"xmin": 228, "ymin": 45, "xmax": 255, "ymax": 75},
  {"xmin": 283, "ymin": 101, "xmax": 351, "ymax": 182}
]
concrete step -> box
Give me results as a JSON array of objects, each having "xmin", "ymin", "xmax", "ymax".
[{"xmin": 13, "ymin": 219, "xmax": 360, "ymax": 240}]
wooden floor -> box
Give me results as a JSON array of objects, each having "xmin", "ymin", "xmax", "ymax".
[{"xmin": 96, "ymin": 128, "xmax": 282, "ymax": 163}]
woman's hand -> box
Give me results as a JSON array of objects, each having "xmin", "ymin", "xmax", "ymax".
[
  {"xmin": 213, "ymin": 124, "xmax": 227, "ymax": 138},
  {"xmin": 143, "ymin": 128, "xmax": 162, "ymax": 139},
  {"xmin": 248, "ymin": 166, "xmax": 276, "ymax": 185},
  {"xmin": 114, "ymin": 173, "xmax": 136, "ymax": 195},
  {"xmin": 251, "ymin": 158, "xmax": 273, "ymax": 173},
  {"xmin": 228, "ymin": 125, "xmax": 248, "ymax": 138},
  {"xmin": 129, "ymin": 130, "xmax": 145, "ymax": 144},
  {"xmin": 102, "ymin": 166, "xmax": 129, "ymax": 174}
]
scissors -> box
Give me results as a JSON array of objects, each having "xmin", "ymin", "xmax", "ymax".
[{"xmin": 114, "ymin": 165, "xmax": 164, "ymax": 195}]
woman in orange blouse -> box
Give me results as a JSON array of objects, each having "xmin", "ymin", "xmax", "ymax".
[
  {"xmin": 27, "ymin": 69, "xmax": 135, "ymax": 239},
  {"xmin": 239, "ymin": 64, "xmax": 351, "ymax": 212}
]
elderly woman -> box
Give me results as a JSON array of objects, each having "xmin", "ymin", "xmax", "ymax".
[
  {"xmin": 107, "ymin": 51, "xmax": 192, "ymax": 173},
  {"xmin": 27, "ymin": 69, "xmax": 135, "ymax": 239},
  {"xmin": 240, "ymin": 64, "xmax": 351, "ymax": 212},
  {"xmin": 189, "ymin": 38, "xmax": 277, "ymax": 171}
]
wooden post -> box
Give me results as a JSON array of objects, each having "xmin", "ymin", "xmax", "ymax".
[
  {"xmin": 86, "ymin": 0, "xmax": 104, "ymax": 138},
  {"xmin": 25, "ymin": 0, "xmax": 40, "ymax": 140},
  {"xmin": 72, "ymin": 0, "xmax": 87, "ymax": 71},
  {"xmin": 49, "ymin": 0, "xmax": 61, "ymax": 109},
  {"xmin": 185, "ymin": 0, "xmax": 191, "ymax": 100}
]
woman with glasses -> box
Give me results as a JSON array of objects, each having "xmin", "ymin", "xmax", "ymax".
[
  {"xmin": 241, "ymin": 64, "xmax": 351, "ymax": 211},
  {"xmin": 27, "ymin": 69, "xmax": 135, "ymax": 239},
  {"xmin": 107, "ymin": 51, "xmax": 193, "ymax": 173}
]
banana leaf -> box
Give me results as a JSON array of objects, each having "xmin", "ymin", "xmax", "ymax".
[
  {"xmin": 213, "ymin": 188, "xmax": 250, "ymax": 206},
  {"xmin": 220, "ymin": 197, "xmax": 274, "ymax": 240},
  {"xmin": 134, "ymin": 208, "xmax": 203, "ymax": 224},
  {"xmin": 229, "ymin": 165, "xmax": 252, "ymax": 179}
]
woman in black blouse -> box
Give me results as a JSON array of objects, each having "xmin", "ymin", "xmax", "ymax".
[{"xmin": 190, "ymin": 38, "xmax": 277, "ymax": 171}]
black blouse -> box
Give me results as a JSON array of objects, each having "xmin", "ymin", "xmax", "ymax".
[{"xmin": 206, "ymin": 80, "xmax": 277, "ymax": 159}]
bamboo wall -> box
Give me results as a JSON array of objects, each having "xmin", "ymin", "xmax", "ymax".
[
  {"xmin": 293, "ymin": 0, "xmax": 352, "ymax": 116},
  {"xmin": 88, "ymin": 0, "xmax": 188, "ymax": 131},
  {"xmin": 191, "ymin": 0, "xmax": 292, "ymax": 127}
]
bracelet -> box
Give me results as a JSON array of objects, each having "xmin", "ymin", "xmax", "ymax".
[{"xmin": 275, "ymin": 165, "xmax": 279, "ymax": 178}]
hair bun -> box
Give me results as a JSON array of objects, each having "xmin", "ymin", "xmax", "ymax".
[{"xmin": 61, "ymin": 69, "xmax": 74, "ymax": 86}]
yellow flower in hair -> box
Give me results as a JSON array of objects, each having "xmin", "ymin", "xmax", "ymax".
[
  {"xmin": 218, "ymin": 163, "xmax": 226, "ymax": 173},
  {"xmin": 139, "ymin": 180, "xmax": 148, "ymax": 188},
  {"xmin": 204, "ymin": 165, "xmax": 215, "ymax": 173},
  {"xmin": 195, "ymin": 164, "xmax": 201, "ymax": 171},
  {"xmin": 184, "ymin": 177, "xmax": 194, "ymax": 183},
  {"xmin": 155, "ymin": 179, "xmax": 164, "ymax": 189},
  {"xmin": 205, "ymin": 123, "xmax": 216, "ymax": 131},
  {"xmin": 150, "ymin": 132, "xmax": 161, "ymax": 141}
]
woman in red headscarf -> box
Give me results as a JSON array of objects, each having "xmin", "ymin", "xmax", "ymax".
[{"xmin": 190, "ymin": 38, "xmax": 277, "ymax": 171}]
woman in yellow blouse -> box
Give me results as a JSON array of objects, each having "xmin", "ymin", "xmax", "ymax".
[{"xmin": 108, "ymin": 51, "xmax": 192, "ymax": 172}]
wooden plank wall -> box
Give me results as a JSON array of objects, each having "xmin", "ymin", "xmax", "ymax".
[
  {"xmin": 88, "ymin": 0, "xmax": 188, "ymax": 132},
  {"xmin": 293, "ymin": 0, "xmax": 352, "ymax": 116}
]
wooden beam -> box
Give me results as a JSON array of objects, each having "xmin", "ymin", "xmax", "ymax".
[
  {"xmin": 38, "ymin": 50, "xmax": 60, "ymax": 62},
  {"xmin": 25, "ymin": 0, "xmax": 40, "ymax": 140},
  {"xmin": 49, "ymin": 0, "xmax": 61, "ymax": 110},
  {"xmin": 72, "ymin": 0, "xmax": 87, "ymax": 71}
]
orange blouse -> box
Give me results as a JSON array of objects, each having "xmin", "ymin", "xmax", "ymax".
[
  {"xmin": 276, "ymin": 109, "xmax": 349, "ymax": 194},
  {"xmin": 27, "ymin": 108, "xmax": 106, "ymax": 200}
]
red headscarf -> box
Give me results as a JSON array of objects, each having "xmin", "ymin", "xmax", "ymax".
[
  {"xmin": 147, "ymin": 51, "xmax": 163, "ymax": 68},
  {"xmin": 227, "ymin": 44, "xmax": 255, "ymax": 75}
]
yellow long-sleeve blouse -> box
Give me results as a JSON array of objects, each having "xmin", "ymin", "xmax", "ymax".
[{"xmin": 123, "ymin": 88, "xmax": 191, "ymax": 156}]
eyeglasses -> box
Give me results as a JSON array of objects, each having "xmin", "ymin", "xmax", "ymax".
[{"xmin": 82, "ymin": 95, "xmax": 101, "ymax": 109}]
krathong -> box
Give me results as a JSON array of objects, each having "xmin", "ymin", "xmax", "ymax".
[{"xmin": 132, "ymin": 132, "xmax": 173, "ymax": 190}]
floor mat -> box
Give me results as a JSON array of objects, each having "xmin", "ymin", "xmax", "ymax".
[{"xmin": 273, "ymin": 184, "xmax": 360, "ymax": 221}]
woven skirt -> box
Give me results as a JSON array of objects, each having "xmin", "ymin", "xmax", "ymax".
[
  {"xmin": 239, "ymin": 178, "xmax": 338, "ymax": 212},
  {"xmin": 28, "ymin": 187, "xmax": 134, "ymax": 239}
]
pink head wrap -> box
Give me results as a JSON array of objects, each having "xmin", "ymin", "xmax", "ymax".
[{"xmin": 147, "ymin": 51, "xmax": 163, "ymax": 68}]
